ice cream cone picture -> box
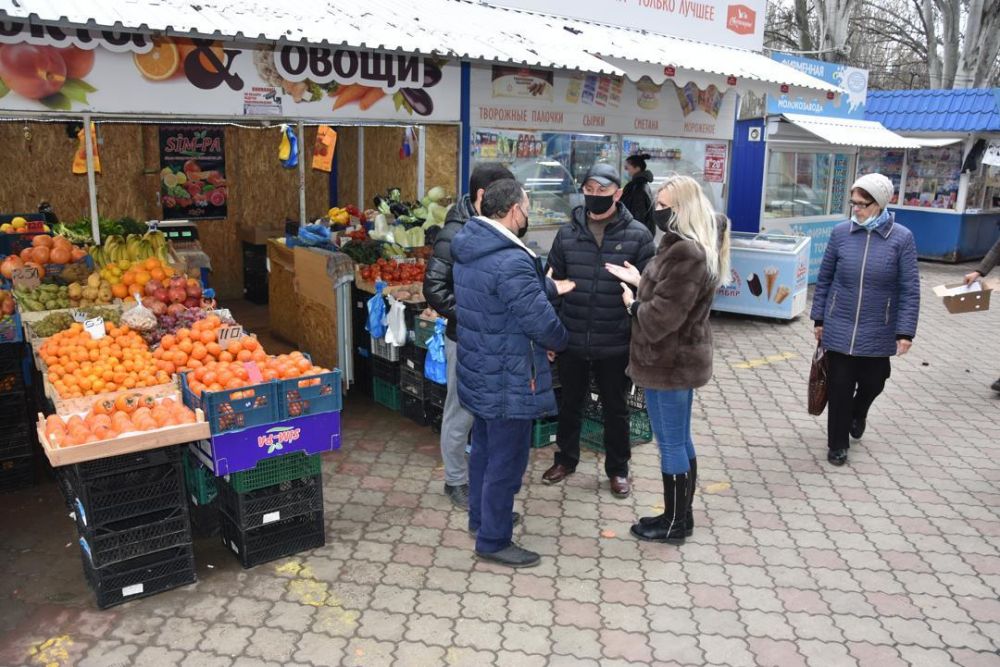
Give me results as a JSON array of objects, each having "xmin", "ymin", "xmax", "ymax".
[
  {"xmin": 764, "ymin": 267, "xmax": 779, "ymax": 301},
  {"xmin": 775, "ymin": 286, "xmax": 791, "ymax": 304}
]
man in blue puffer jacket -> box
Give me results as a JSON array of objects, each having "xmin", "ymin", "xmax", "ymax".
[
  {"xmin": 453, "ymin": 179, "xmax": 571, "ymax": 568},
  {"xmin": 811, "ymin": 173, "xmax": 920, "ymax": 467}
]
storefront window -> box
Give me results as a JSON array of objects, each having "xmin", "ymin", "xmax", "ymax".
[
  {"xmin": 858, "ymin": 149, "xmax": 904, "ymax": 204},
  {"xmin": 622, "ymin": 136, "xmax": 727, "ymax": 210},
  {"xmin": 764, "ymin": 151, "xmax": 853, "ymax": 219},
  {"xmin": 967, "ymin": 163, "xmax": 1000, "ymax": 211},
  {"xmin": 471, "ymin": 128, "xmax": 619, "ymax": 225},
  {"xmin": 902, "ymin": 145, "xmax": 962, "ymax": 209}
]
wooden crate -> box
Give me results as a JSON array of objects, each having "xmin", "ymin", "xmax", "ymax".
[{"xmin": 44, "ymin": 378, "xmax": 180, "ymax": 416}]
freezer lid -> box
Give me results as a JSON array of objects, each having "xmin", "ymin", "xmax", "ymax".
[{"xmin": 730, "ymin": 231, "xmax": 810, "ymax": 253}]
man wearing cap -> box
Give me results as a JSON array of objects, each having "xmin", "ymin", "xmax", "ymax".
[{"xmin": 543, "ymin": 163, "xmax": 655, "ymax": 497}]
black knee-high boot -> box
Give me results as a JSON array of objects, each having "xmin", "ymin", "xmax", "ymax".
[
  {"xmin": 631, "ymin": 473, "xmax": 689, "ymax": 544},
  {"xmin": 639, "ymin": 458, "xmax": 697, "ymax": 537}
]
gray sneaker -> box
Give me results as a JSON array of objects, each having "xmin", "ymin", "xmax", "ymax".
[
  {"xmin": 468, "ymin": 512, "xmax": 521, "ymax": 536},
  {"xmin": 445, "ymin": 484, "xmax": 470, "ymax": 509},
  {"xmin": 475, "ymin": 543, "xmax": 540, "ymax": 568}
]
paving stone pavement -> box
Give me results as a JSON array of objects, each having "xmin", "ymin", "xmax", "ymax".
[{"xmin": 1, "ymin": 260, "xmax": 999, "ymax": 667}]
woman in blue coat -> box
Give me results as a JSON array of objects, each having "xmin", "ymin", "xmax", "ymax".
[{"xmin": 811, "ymin": 173, "xmax": 920, "ymax": 466}]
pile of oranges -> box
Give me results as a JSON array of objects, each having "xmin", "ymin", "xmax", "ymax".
[
  {"xmin": 117, "ymin": 256, "xmax": 176, "ymax": 294},
  {"xmin": 44, "ymin": 395, "xmax": 197, "ymax": 447},
  {"xmin": 185, "ymin": 351, "xmax": 327, "ymax": 397},
  {"xmin": 40, "ymin": 323, "xmax": 169, "ymax": 398},
  {"xmin": 151, "ymin": 315, "xmax": 267, "ymax": 375}
]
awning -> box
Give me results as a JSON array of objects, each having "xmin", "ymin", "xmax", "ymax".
[
  {"xmin": 781, "ymin": 114, "xmax": 922, "ymax": 148},
  {"xmin": 0, "ymin": 0, "xmax": 837, "ymax": 93},
  {"xmin": 904, "ymin": 137, "xmax": 965, "ymax": 147}
]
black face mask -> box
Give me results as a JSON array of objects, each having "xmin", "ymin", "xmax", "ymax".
[
  {"xmin": 584, "ymin": 194, "xmax": 615, "ymax": 216},
  {"xmin": 652, "ymin": 207, "xmax": 673, "ymax": 232},
  {"xmin": 516, "ymin": 207, "xmax": 529, "ymax": 238}
]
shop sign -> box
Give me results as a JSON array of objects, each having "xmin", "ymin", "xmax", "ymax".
[
  {"xmin": 766, "ymin": 53, "xmax": 867, "ymax": 119},
  {"xmin": 159, "ymin": 125, "xmax": 228, "ymax": 220},
  {"xmin": 486, "ymin": 0, "xmax": 765, "ymax": 51},
  {"xmin": 0, "ymin": 25, "xmax": 460, "ymax": 122},
  {"xmin": 704, "ymin": 143, "xmax": 727, "ymax": 182},
  {"xmin": 471, "ymin": 65, "xmax": 735, "ymax": 141}
]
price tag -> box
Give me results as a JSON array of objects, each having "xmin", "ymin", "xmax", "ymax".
[
  {"xmin": 84, "ymin": 316, "xmax": 105, "ymax": 340},
  {"xmin": 217, "ymin": 324, "xmax": 246, "ymax": 350},
  {"xmin": 243, "ymin": 361, "xmax": 264, "ymax": 384},
  {"xmin": 11, "ymin": 266, "xmax": 40, "ymax": 289},
  {"xmin": 71, "ymin": 309, "xmax": 88, "ymax": 323}
]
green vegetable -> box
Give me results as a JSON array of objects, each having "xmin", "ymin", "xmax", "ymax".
[{"xmin": 427, "ymin": 186, "xmax": 446, "ymax": 203}]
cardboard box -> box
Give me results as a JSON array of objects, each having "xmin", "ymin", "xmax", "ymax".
[
  {"xmin": 933, "ymin": 282, "xmax": 993, "ymax": 314},
  {"xmin": 239, "ymin": 225, "xmax": 285, "ymax": 245}
]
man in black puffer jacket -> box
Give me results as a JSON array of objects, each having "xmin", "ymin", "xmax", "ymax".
[
  {"xmin": 543, "ymin": 164, "xmax": 655, "ymax": 498},
  {"xmin": 423, "ymin": 163, "xmax": 514, "ymax": 509}
]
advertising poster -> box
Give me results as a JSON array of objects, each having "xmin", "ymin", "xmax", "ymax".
[
  {"xmin": 704, "ymin": 144, "xmax": 727, "ymax": 182},
  {"xmin": 903, "ymin": 145, "xmax": 962, "ymax": 209},
  {"xmin": 0, "ymin": 21, "xmax": 461, "ymax": 122},
  {"xmin": 159, "ymin": 125, "xmax": 227, "ymax": 220},
  {"xmin": 767, "ymin": 53, "xmax": 867, "ymax": 119}
]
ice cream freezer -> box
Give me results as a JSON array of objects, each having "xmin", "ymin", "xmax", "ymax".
[{"xmin": 713, "ymin": 232, "xmax": 811, "ymax": 319}]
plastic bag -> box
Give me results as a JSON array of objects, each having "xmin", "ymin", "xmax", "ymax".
[
  {"xmin": 384, "ymin": 295, "xmax": 407, "ymax": 347},
  {"xmin": 424, "ymin": 318, "xmax": 447, "ymax": 385},
  {"xmin": 365, "ymin": 281, "xmax": 388, "ymax": 339},
  {"xmin": 120, "ymin": 292, "xmax": 158, "ymax": 332}
]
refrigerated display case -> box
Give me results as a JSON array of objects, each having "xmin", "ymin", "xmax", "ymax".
[{"xmin": 713, "ymin": 232, "xmax": 810, "ymax": 319}]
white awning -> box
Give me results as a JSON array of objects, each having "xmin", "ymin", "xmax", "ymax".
[
  {"xmin": 782, "ymin": 114, "xmax": 922, "ymax": 148},
  {"xmin": 905, "ymin": 137, "xmax": 964, "ymax": 147}
]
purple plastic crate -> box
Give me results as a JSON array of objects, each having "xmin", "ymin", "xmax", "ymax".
[{"xmin": 188, "ymin": 411, "xmax": 341, "ymax": 477}]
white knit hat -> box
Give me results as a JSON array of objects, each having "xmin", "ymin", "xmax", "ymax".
[{"xmin": 851, "ymin": 173, "xmax": 894, "ymax": 210}]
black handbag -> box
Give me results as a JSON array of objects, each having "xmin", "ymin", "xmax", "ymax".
[{"xmin": 808, "ymin": 343, "xmax": 829, "ymax": 416}]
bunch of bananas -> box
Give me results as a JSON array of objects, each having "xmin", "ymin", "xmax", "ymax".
[{"xmin": 89, "ymin": 231, "xmax": 170, "ymax": 267}]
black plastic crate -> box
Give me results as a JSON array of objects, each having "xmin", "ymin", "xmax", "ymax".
[
  {"xmin": 79, "ymin": 505, "xmax": 192, "ymax": 568},
  {"xmin": 400, "ymin": 345, "xmax": 427, "ymax": 373},
  {"xmin": 372, "ymin": 357, "xmax": 401, "ymax": 385},
  {"xmin": 83, "ymin": 544, "xmax": 196, "ymax": 609},
  {"xmin": 399, "ymin": 365, "xmax": 427, "ymax": 401},
  {"xmin": 401, "ymin": 394, "xmax": 441, "ymax": 428},
  {"xmin": 219, "ymin": 510, "xmax": 325, "ymax": 569},
  {"xmin": 0, "ymin": 423, "xmax": 33, "ymax": 460},
  {"xmin": 426, "ymin": 380, "xmax": 447, "ymax": 410},
  {"xmin": 0, "ymin": 455, "xmax": 33, "ymax": 493},
  {"xmin": 0, "ymin": 391, "xmax": 29, "ymax": 428},
  {"xmin": 0, "ymin": 341, "xmax": 24, "ymax": 361},
  {"xmin": 72, "ymin": 462, "xmax": 185, "ymax": 529},
  {"xmin": 188, "ymin": 499, "xmax": 220, "ymax": 539},
  {"xmin": 68, "ymin": 446, "xmax": 182, "ymax": 484},
  {"xmin": 0, "ymin": 352, "xmax": 24, "ymax": 394},
  {"xmin": 352, "ymin": 352, "xmax": 372, "ymax": 397},
  {"xmin": 217, "ymin": 474, "xmax": 323, "ymax": 530}
]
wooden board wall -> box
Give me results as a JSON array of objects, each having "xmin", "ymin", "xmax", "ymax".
[
  {"xmin": 426, "ymin": 125, "xmax": 460, "ymax": 196},
  {"xmin": 363, "ymin": 126, "xmax": 417, "ymax": 207},
  {"xmin": 334, "ymin": 126, "xmax": 359, "ymax": 208}
]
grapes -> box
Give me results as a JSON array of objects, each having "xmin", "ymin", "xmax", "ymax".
[{"xmin": 142, "ymin": 308, "xmax": 209, "ymax": 348}]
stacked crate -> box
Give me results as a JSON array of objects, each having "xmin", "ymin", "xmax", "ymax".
[
  {"xmin": 64, "ymin": 446, "xmax": 195, "ymax": 608},
  {"xmin": 351, "ymin": 286, "xmax": 373, "ymax": 397},
  {"xmin": 215, "ymin": 452, "xmax": 325, "ymax": 568},
  {"xmin": 182, "ymin": 449, "xmax": 219, "ymax": 538},
  {"xmin": 398, "ymin": 344, "xmax": 444, "ymax": 429},
  {"xmin": 580, "ymin": 379, "xmax": 653, "ymax": 452},
  {"xmin": 0, "ymin": 342, "xmax": 34, "ymax": 493},
  {"xmin": 530, "ymin": 359, "xmax": 561, "ymax": 448}
]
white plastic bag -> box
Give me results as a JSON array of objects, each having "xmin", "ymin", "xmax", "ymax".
[
  {"xmin": 384, "ymin": 294, "xmax": 408, "ymax": 347},
  {"xmin": 120, "ymin": 291, "xmax": 157, "ymax": 332}
]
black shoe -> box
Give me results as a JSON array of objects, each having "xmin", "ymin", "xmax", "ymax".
[
  {"xmin": 445, "ymin": 483, "xmax": 470, "ymax": 509},
  {"xmin": 631, "ymin": 473, "xmax": 689, "ymax": 544},
  {"xmin": 991, "ymin": 378, "xmax": 1000, "ymax": 393},
  {"xmin": 475, "ymin": 543, "xmax": 540, "ymax": 568},
  {"xmin": 468, "ymin": 512, "xmax": 520, "ymax": 535},
  {"xmin": 640, "ymin": 459, "xmax": 697, "ymax": 537},
  {"xmin": 850, "ymin": 418, "xmax": 866, "ymax": 440},
  {"xmin": 828, "ymin": 449, "xmax": 848, "ymax": 466}
]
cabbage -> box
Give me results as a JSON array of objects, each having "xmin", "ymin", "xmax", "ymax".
[{"xmin": 427, "ymin": 186, "xmax": 446, "ymax": 203}]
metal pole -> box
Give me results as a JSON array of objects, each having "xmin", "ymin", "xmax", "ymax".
[
  {"xmin": 357, "ymin": 127, "xmax": 365, "ymax": 207},
  {"xmin": 83, "ymin": 114, "xmax": 100, "ymax": 244},
  {"xmin": 297, "ymin": 121, "xmax": 307, "ymax": 225},
  {"xmin": 416, "ymin": 125, "xmax": 426, "ymax": 198}
]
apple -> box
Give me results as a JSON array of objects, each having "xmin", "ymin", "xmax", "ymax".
[
  {"xmin": 59, "ymin": 46, "xmax": 95, "ymax": 79},
  {"xmin": 144, "ymin": 278, "xmax": 163, "ymax": 297},
  {"xmin": 0, "ymin": 44, "xmax": 67, "ymax": 99}
]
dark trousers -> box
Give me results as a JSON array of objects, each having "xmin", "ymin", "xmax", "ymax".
[
  {"xmin": 468, "ymin": 416, "xmax": 532, "ymax": 553},
  {"xmin": 554, "ymin": 352, "xmax": 631, "ymax": 478},
  {"xmin": 826, "ymin": 351, "xmax": 891, "ymax": 450}
]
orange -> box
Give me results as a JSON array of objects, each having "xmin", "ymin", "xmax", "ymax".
[
  {"xmin": 161, "ymin": 334, "xmax": 176, "ymax": 350},
  {"xmin": 143, "ymin": 257, "xmax": 160, "ymax": 271},
  {"xmin": 111, "ymin": 283, "xmax": 128, "ymax": 299},
  {"xmin": 237, "ymin": 349, "xmax": 252, "ymax": 362},
  {"xmin": 134, "ymin": 38, "xmax": 180, "ymax": 81},
  {"xmin": 219, "ymin": 351, "xmax": 234, "ymax": 363},
  {"xmin": 177, "ymin": 39, "xmax": 226, "ymax": 75}
]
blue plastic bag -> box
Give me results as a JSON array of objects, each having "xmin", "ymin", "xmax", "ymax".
[
  {"xmin": 365, "ymin": 281, "xmax": 388, "ymax": 339},
  {"xmin": 424, "ymin": 318, "xmax": 447, "ymax": 385}
]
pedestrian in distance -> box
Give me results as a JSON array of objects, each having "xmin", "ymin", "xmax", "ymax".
[
  {"xmin": 423, "ymin": 162, "xmax": 515, "ymax": 509},
  {"xmin": 962, "ymin": 234, "xmax": 1000, "ymax": 393},
  {"xmin": 452, "ymin": 179, "xmax": 573, "ymax": 568},
  {"xmin": 543, "ymin": 163, "xmax": 655, "ymax": 499},
  {"xmin": 606, "ymin": 174, "xmax": 731, "ymax": 544},
  {"xmin": 811, "ymin": 173, "xmax": 920, "ymax": 467},
  {"xmin": 621, "ymin": 153, "xmax": 656, "ymax": 233}
]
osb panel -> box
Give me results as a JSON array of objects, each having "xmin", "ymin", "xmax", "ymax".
[
  {"xmin": 425, "ymin": 125, "xmax": 460, "ymax": 196},
  {"xmin": 298, "ymin": 297, "xmax": 338, "ymax": 371},
  {"xmin": 335, "ymin": 126, "xmax": 359, "ymax": 208},
  {"xmin": 267, "ymin": 242, "xmax": 301, "ymax": 345},
  {"xmin": 364, "ymin": 126, "xmax": 417, "ymax": 205}
]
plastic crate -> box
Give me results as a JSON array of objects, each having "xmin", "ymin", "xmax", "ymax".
[
  {"xmin": 399, "ymin": 365, "xmax": 426, "ymax": 401},
  {"xmin": 276, "ymin": 368, "xmax": 342, "ymax": 420},
  {"xmin": 225, "ymin": 451, "xmax": 323, "ymax": 494},
  {"xmin": 0, "ymin": 229, "xmax": 46, "ymax": 256},
  {"xmin": 400, "ymin": 345, "xmax": 427, "ymax": 373},
  {"xmin": 373, "ymin": 377, "xmax": 400, "ymax": 411},
  {"xmin": 68, "ymin": 446, "xmax": 181, "ymax": 483},
  {"xmin": 372, "ymin": 357, "xmax": 400, "ymax": 384},
  {"xmin": 219, "ymin": 510, "xmax": 325, "ymax": 569},
  {"xmin": 82, "ymin": 543, "xmax": 196, "ymax": 609},
  {"xmin": 370, "ymin": 336, "xmax": 400, "ymax": 361},
  {"xmin": 0, "ymin": 423, "xmax": 33, "ymax": 460},
  {"xmin": 0, "ymin": 454, "xmax": 33, "ymax": 493},
  {"xmin": 181, "ymin": 372, "xmax": 278, "ymax": 435},
  {"xmin": 0, "ymin": 351, "xmax": 24, "ymax": 393},
  {"xmin": 580, "ymin": 410, "xmax": 653, "ymax": 451},
  {"xmin": 182, "ymin": 449, "xmax": 217, "ymax": 506},
  {"xmin": 217, "ymin": 473, "xmax": 323, "ymax": 530},
  {"xmin": 426, "ymin": 381, "xmax": 447, "ymax": 410},
  {"xmin": 531, "ymin": 419, "xmax": 559, "ymax": 448},
  {"xmin": 73, "ymin": 461, "xmax": 185, "ymax": 529},
  {"xmin": 0, "ymin": 389, "xmax": 28, "ymax": 426},
  {"xmin": 187, "ymin": 499, "xmax": 220, "ymax": 539},
  {"xmin": 352, "ymin": 351, "xmax": 372, "ymax": 396},
  {"xmin": 400, "ymin": 394, "xmax": 440, "ymax": 427},
  {"xmin": 78, "ymin": 505, "xmax": 192, "ymax": 568}
]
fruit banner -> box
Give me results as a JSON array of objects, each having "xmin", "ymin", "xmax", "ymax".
[
  {"xmin": 0, "ymin": 21, "xmax": 461, "ymax": 122},
  {"xmin": 159, "ymin": 125, "xmax": 227, "ymax": 220}
]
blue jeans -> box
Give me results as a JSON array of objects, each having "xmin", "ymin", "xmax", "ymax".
[
  {"xmin": 644, "ymin": 388, "xmax": 696, "ymax": 474},
  {"xmin": 468, "ymin": 416, "xmax": 532, "ymax": 553}
]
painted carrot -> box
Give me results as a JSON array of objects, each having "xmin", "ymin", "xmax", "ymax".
[
  {"xmin": 332, "ymin": 84, "xmax": 368, "ymax": 110},
  {"xmin": 359, "ymin": 87, "xmax": 386, "ymax": 110}
]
